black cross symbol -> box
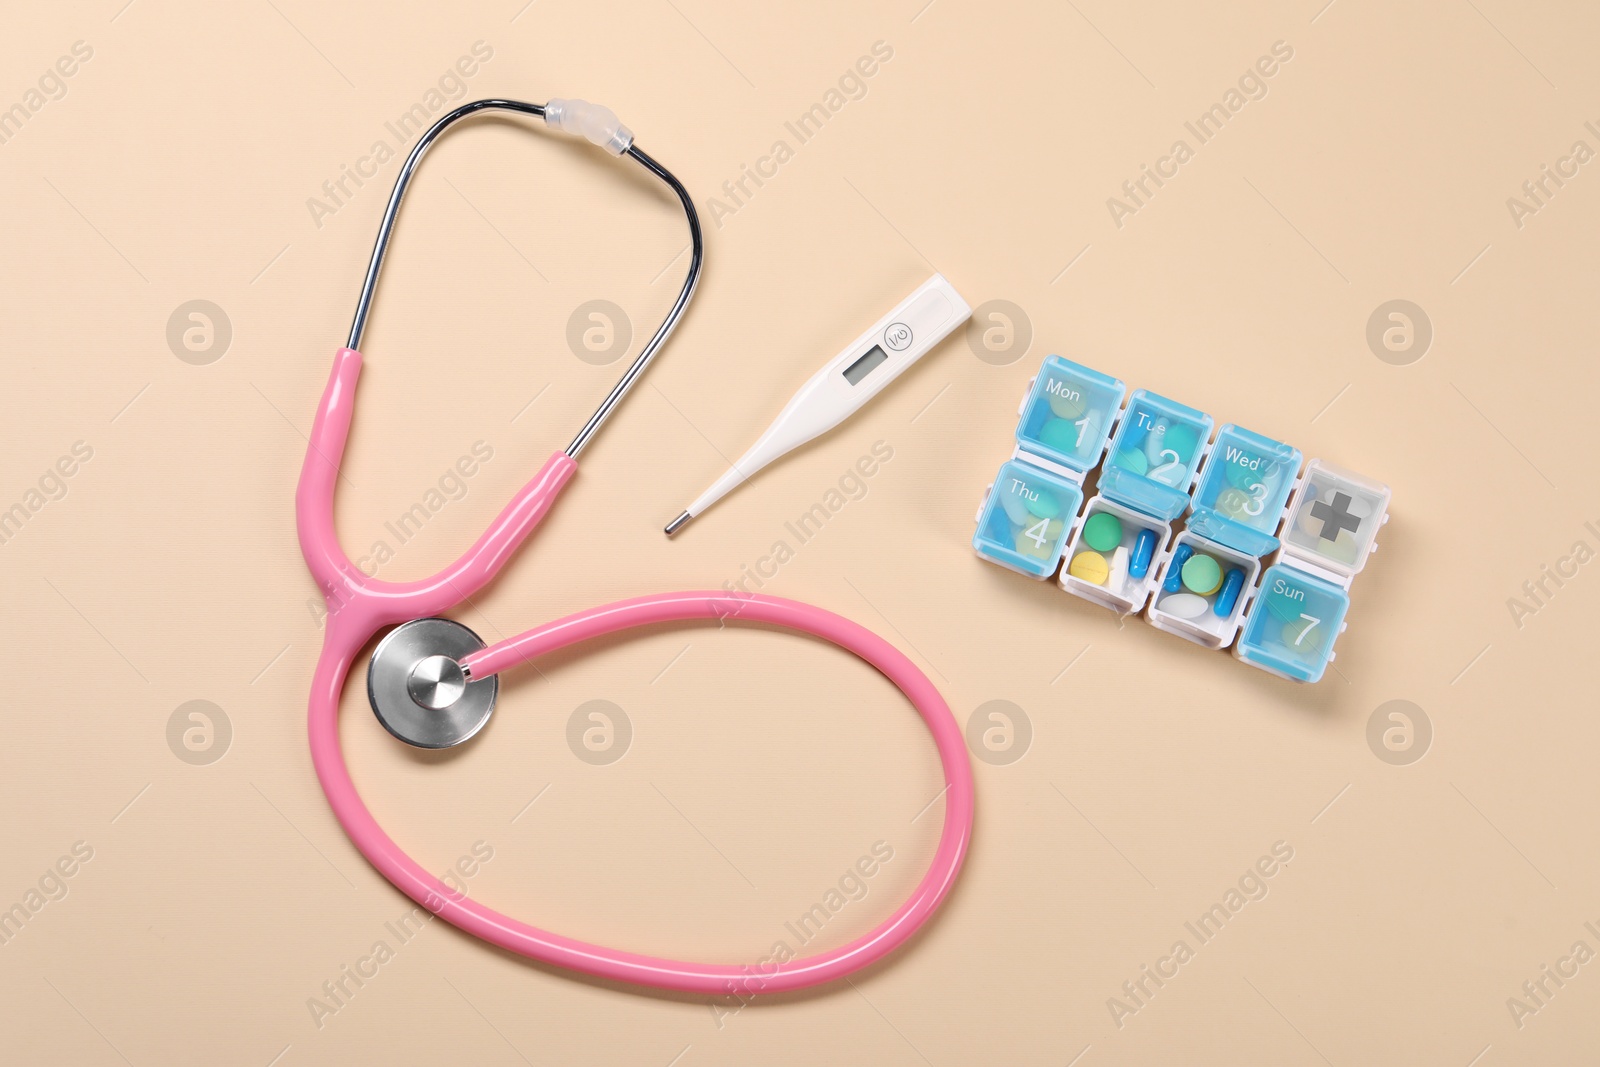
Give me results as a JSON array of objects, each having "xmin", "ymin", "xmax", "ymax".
[{"xmin": 1310, "ymin": 491, "xmax": 1360, "ymax": 542}]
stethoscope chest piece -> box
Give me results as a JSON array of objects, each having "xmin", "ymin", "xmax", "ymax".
[{"xmin": 367, "ymin": 618, "xmax": 497, "ymax": 749}]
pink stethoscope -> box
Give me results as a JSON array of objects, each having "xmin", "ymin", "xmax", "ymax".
[{"xmin": 297, "ymin": 99, "xmax": 974, "ymax": 995}]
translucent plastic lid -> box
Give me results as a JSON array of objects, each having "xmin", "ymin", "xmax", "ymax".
[
  {"xmin": 1014, "ymin": 356, "xmax": 1125, "ymax": 474},
  {"xmin": 1235, "ymin": 563, "xmax": 1351, "ymax": 683},
  {"xmin": 972, "ymin": 458, "xmax": 1085, "ymax": 579},
  {"xmin": 1099, "ymin": 389, "xmax": 1214, "ymax": 521},
  {"xmin": 1280, "ymin": 459, "xmax": 1391, "ymax": 578},
  {"xmin": 1187, "ymin": 424, "xmax": 1303, "ymax": 558}
]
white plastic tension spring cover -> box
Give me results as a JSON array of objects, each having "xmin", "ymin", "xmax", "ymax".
[{"xmin": 544, "ymin": 98, "xmax": 633, "ymax": 155}]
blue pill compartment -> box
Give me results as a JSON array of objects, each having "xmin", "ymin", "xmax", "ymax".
[
  {"xmin": 1188, "ymin": 424, "xmax": 1302, "ymax": 558},
  {"xmin": 1144, "ymin": 531, "xmax": 1260, "ymax": 649},
  {"xmin": 1234, "ymin": 563, "xmax": 1351, "ymax": 683},
  {"xmin": 1099, "ymin": 390, "xmax": 1214, "ymax": 521},
  {"xmin": 1280, "ymin": 459, "xmax": 1391, "ymax": 579},
  {"xmin": 972, "ymin": 459, "xmax": 1085, "ymax": 579},
  {"xmin": 1058, "ymin": 495, "xmax": 1173, "ymax": 615},
  {"xmin": 1015, "ymin": 357, "xmax": 1125, "ymax": 473}
]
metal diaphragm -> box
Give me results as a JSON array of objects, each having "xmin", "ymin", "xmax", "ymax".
[{"xmin": 366, "ymin": 618, "xmax": 497, "ymax": 749}]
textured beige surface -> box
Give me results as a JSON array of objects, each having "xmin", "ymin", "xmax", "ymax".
[{"xmin": 1, "ymin": 1, "xmax": 1596, "ymax": 1064}]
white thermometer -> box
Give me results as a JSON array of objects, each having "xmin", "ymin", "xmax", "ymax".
[{"xmin": 665, "ymin": 274, "xmax": 971, "ymax": 536}]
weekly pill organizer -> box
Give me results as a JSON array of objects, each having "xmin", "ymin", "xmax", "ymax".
[{"xmin": 973, "ymin": 356, "xmax": 1391, "ymax": 683}]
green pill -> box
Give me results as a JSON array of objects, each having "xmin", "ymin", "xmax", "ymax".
[
  {"xmin": 1160, "ymin": 423, "xmax": 1199, "ymax": 466},
  {"xmin": 1025, "ymin": 486, "xmax": 1061, "ymax": 519},
  {"xmin": 1180, "ymin": 553, "xmax": 1223, "ymax": 596},
  {"xmin": 1114, "ymin": 449, "xmax": 1148, "ymax": 476},
  {"xmin": 1266, "ymin": 584, "xmax": 1307, "ymax": 621},
  {"xmin": 1082, "ymin": 512, "xmax": 1123, "ymax": 552},
  {"xmin": 1038, "ymin": 417, "xmax": 1080, "ymax": 454},
  {"xmin": 1225, "ymin": 452, "xmax": 1267, "ymax": 490}
]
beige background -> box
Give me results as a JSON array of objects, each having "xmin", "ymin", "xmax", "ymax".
[{"xmin": 1, "ymin": 0, "xmax": 1595, "ymax": 1063}]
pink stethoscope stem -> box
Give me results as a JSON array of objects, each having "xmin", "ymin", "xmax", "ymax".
[{"xmin": 298, "ymin": 349, "xmax": 974, "ymax": 995}]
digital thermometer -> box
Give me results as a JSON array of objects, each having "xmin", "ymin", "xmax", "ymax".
[{"xmin": 665, "ymin": 274, "xmax": 971, "ymax": 536}]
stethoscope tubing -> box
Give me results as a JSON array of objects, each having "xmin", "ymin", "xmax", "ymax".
[
  {"xmin": 299, "ymin": 348, "xmax": 973, "ymax": 993},
  {"xmin": 308, "ymin": 576, "xmax": 972, "ymax": 994},
  {"xmin": 297, "ymin": 98, "xmax": 973, "ymax": 995}
]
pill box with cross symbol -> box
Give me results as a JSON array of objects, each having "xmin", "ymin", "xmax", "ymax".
[
  {"xmin": 972, "ymin": 355, "xmax": 1391, "ymax": 683},
  {"xmin": 1233, "ymin": 460, "xmax": 1391, "ymax": 682}
]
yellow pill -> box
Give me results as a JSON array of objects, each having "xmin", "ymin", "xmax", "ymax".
[
  {"xmin": 1068, "ymin": 550, "xmax": 1110, "ymax": 585},
  {"xmin": 1047, "ymin": 383, "xmax": 1088, "ymax": 420},
  {"xmin": 1325, "ymin": 529, "xmax": 1359, "ymax": 564},
  {"xmin": 1015, "ymin": 517, "xmax": 1063, "ymax": 559},
  {"xmin": 1215, "ymin": 486, "xmax": 1252, "ymax": 520}
]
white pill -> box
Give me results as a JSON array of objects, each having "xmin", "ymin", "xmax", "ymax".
[
  {"xmin": 1148, "ymin": 460, "xmax": 1187, "ymax": 488},
  {"xmin": 1143, "ymin": 417, "xmax": 1171, "ymax": 463},
  {"xmin": 1109, "ymin": 545, "xmax": 1129, "ymax": 592},
  {"xmin": 1159, "ymin": 592, "xmax": 1209, "ymax": 619}
]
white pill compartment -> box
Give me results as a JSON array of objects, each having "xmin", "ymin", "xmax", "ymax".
[
  {"xmin": 1058, "ymin": 496, "xmax": 1173, "ymax": 615},
  {"xmin": 1145, "ymin": 531, "xmax": 1261, "ymax": 649}
]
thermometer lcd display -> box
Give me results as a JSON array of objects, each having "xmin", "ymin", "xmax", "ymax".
[{"xmin": 842, "ymin": 345, "xmax": 888, "ymax": 385}]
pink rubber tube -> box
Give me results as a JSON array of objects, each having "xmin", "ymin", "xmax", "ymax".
[{"xmin": 297, "ymin": 349, "xmax": 974, "ymax": 995}]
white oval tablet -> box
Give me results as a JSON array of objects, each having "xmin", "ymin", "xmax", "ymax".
[{"xmin": 1159, "ymin": 592, "xmax": 1209, "ymax": 619}]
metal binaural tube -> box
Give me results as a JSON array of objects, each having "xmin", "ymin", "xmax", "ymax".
[
  {"xmin": 563, "ymin": 143, "xmax": 703, "ymax": 458},
  {"xmin": 343, "ymin": 98, "xmax": 704, "ymax": 462},
  {"xmin": 346, "ymin": 99, "xmax": 546, "ymax": 352}
]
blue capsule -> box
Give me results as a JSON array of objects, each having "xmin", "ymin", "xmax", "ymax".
[
  {"xmin": 1212, "ymin": 566, "xmax": 1245, "ymax": 617},
  {"xmin": 1162, "ymin": 543, "xmax": 1194, "ymax": 593},
  {"xmin": 1129, "ymin": 527, "xmax": 1156, "ymax": 580}
]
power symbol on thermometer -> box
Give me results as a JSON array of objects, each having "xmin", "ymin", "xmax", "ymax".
[{"xmin": 884, "ymin": 322, "xmax": 913, "ymax": 351}]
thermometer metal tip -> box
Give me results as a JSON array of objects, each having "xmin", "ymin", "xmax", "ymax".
[{"xmin": 662, "ymin": 274, "xmax": 970, "ymax": 538}]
